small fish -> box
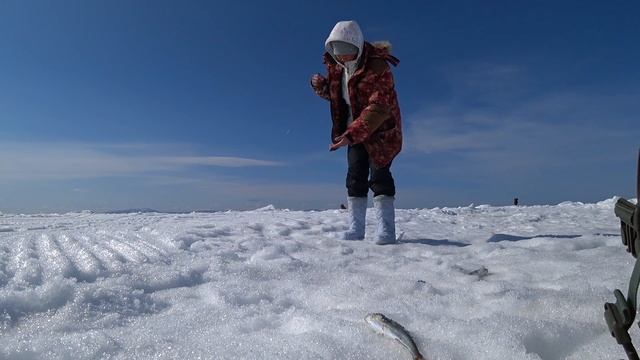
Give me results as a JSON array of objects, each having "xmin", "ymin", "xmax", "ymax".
[{"xmin": 365, "ymin": 313, "xmax": 425, "ymax": 360}]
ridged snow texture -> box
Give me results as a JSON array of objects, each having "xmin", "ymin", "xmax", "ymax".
[{"xmin": 0, "ymin": 198, "xmax": 630, "ymax": 359}]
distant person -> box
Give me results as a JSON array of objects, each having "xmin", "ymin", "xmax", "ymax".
[{"xmin": 310, "ymin": 20, "xmax": 402, "ymax": 244}]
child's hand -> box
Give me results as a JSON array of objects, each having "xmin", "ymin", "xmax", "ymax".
[
  {"xmin": 310, "ymin": 74, "xmax": 326, "ymax": 92},
  {"xmin": 329, "ymin": 135, "xmax": 351, "ymax": 151}
]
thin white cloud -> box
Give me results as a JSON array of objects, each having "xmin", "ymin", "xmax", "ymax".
[
  {"xmin": 406, "ymin": 110, "xmax": 518, "ymax": 153},
  {"xmin": 0, "ymin": 142, "xmax": 283, "ymax": 180},
  {"xmin": 404, "ymin": 62, "xmax": 640, "ymax": 178},
  {"xmin": 407, "ymin": 92, "xmax": 638, "ymax": 155},
  {"xmin": 152, "ymin": 156, "xmax": 281, "ymax": 167}
]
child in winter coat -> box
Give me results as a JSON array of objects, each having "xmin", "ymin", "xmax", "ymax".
[{"xmin": 310, "ymin": 20, "xmax": 402, "ymax": 245}]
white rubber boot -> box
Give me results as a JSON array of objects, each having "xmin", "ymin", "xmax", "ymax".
[
  {"xmin": 343, "ymin": 197, "xmax": 367, "ymax": 240},
  {"xmin": 373, "ymin": 195, "xmax": 396, "ymax": 245}
]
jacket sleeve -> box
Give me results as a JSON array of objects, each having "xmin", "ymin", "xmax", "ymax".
[
  {"xmin": 344, "ymin": 66, "xmax": 394, "ymax": 144},
  {"xmin": 313, "ymin": 53, "xmax": 335, "ymax": 101}
]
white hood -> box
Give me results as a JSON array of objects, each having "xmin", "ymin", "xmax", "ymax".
[{"xmin": 324, "ymin": 20, "xmax": 364, "ymax": 65}]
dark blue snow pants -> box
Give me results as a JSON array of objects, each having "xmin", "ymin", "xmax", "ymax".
[{"xmin": 346, "ymin": 144, "xmax": 396, "ymax": 198}]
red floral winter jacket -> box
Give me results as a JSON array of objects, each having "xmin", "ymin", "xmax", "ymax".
[{"xmin": 315, "ymin": 42, "xmax": 402, "ymax": 168}]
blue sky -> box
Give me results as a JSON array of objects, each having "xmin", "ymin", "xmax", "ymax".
[{"xmin": 0, "ymin": 0, "xmax": 638, "ymax": 213}]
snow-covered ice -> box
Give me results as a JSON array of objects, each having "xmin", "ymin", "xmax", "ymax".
[{"xmin": 0, "ymin": 198, "xmax": 636, "ymax": 359}]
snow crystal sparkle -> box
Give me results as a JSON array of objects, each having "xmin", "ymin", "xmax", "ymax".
[{"xmin": 0, "ymin": 199, "xmax": 629, "ymax": 359}]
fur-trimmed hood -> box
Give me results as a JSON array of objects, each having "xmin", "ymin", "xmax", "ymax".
[{"xmin": 371, "ymin": 40, "xmax": 392, "ymax": 53}]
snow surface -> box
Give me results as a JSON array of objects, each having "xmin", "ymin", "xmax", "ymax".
[{"xmin": 0, "ymin": 198, "xmax": 636, "ymax": 359}]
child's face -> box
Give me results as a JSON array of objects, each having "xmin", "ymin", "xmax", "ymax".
[{"xmin": 336, "ymin": 54, "xmax": 357, "ymax": 63}]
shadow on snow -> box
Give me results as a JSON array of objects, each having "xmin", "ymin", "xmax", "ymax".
[
  {"xmin": 400, "ymin": 238, "xmax": 470, "ymax": 247},
  {"xmin": 487, "ymin": 233, "xmax": 582, "ymax": 243}
]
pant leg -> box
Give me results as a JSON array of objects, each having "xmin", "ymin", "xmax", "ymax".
[
  {"xmin": 346, "ymin": 144, "xmax": 370, "ymax": 197},
  {"xmin": 369, "ymin": 161, "xmax": 395, "ymax": 197}
]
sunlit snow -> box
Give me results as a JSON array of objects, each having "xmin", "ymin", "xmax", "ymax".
[{"xmin": 0, "ymin": 198, "xmax": 635, "ymax": 359}]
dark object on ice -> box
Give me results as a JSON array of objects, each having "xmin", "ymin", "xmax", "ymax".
[
  {"xmin": 468, "ymin": 266, "xmax": 489, "ymax": 279},
  {"xmin": 514, "ymin": 198, "xmax": 519, "ymax": 206},
  {"xmin": 340, "ymin": 203, "xmax": 347, "ymax": 210},
  {"xmin": 454, "ymin": 265, "xmax": 489, "ymax": 280},
  {"xmin": 604, "ymin": 149, "xmax": 640, "ymax": 360}
]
